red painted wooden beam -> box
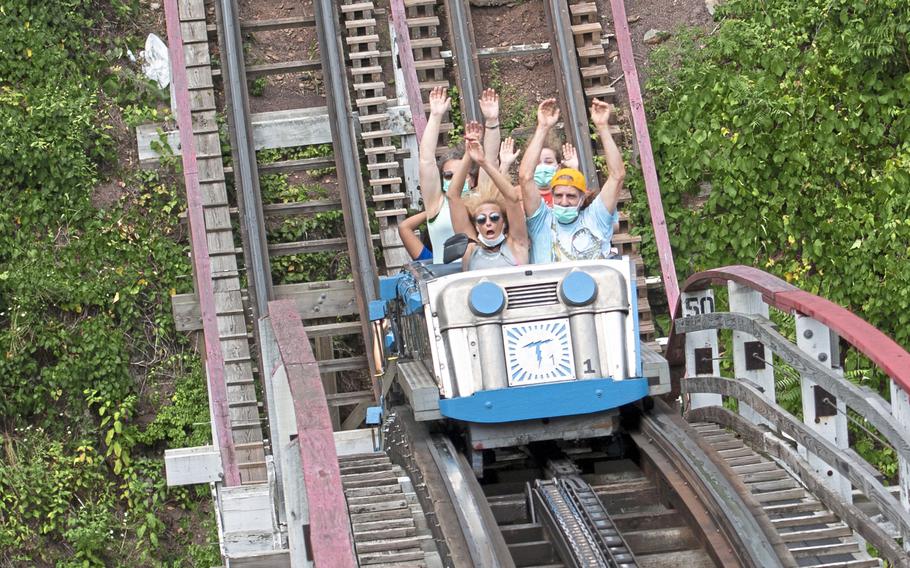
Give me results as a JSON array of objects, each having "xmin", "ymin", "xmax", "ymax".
[
  {"xmin": 390, "ymin": 0, "xmax": 428, "ymax": 142},
  {"xmin": 163, "ymin": 0, "xmax": 240, "ymax": 486},
  {"xmin": 672, "ymin": 265, "xmax": 910, "ymax": 393},
  {"xmin": 269, "ymin": 300, "xmax": 357, "ymax": 566},
  {"xmin": 608, "ymin": 0, "xmax": 680, "ymax": 313}
]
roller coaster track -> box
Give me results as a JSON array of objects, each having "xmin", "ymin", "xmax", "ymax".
[{"xmin": 161, "ymin": 0, "xmax": 910, "ymax": 566}]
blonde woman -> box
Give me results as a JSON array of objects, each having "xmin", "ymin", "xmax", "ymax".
[{"xmin": 446, "ymin": 122, "xmax": 529, "ymax": 270}]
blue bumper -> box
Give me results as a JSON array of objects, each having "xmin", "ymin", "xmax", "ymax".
[{"xmin": 438, "ymin": 377, "xmax": 649, "ymax": 423}]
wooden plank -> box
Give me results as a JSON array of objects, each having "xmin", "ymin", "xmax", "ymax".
[
  {"xmin": 326, "ymin": 389, "xmax": 374, "ymax": 407},
  {"xmin": 390, "ymin": 0, "xmax": 426, "ymax": 141},
  {"xmin": 316, "ymin": 336, "xmax": 340, "ymax": 430},
  {"xmin": 213, "ymin": 59, "xmax": 320, "ymax": 78},
  {"xmin": 269, "ymin": 300, "xmax": 357, "ymax": 565},
  {"xmin": 164, "ymin": 0, "xmax": 240, "ymax": 487},
  {"xmin": 607, "ymin": 0, "xmax": 679, "ymax": 311},
  {"xmin": 267, "ymin": 234, "xmax": 381, "ymax": 256},
  {"xmin": 173, "ymin": 280, "xmax": 358, "ymax": 331}
]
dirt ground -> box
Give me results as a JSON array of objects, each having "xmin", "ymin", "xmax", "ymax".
[
  {"xmin": 238, "ymin": 0, "xmax": 325, "ymax": 112},
  {"xmin": 460, "ymin": 0, "xmax": 713, "ymax": 142}
]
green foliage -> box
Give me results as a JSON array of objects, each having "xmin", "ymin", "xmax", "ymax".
[
  {"xmin": 249, "ymin": 77, "xmax": 267, "ymax": 97},
  {"xmin": 448, "ymin": 85, "xmax": 464, "ymax": 144},
  {"xmin": 635, "ymin": 0, "xmax": 910, "ymax": 351},
  {"xmin": 487, "ymin": 60, "xmax": 534, "ymax": 133},
  {"xmin": 0, "ymin": 1, "xmax": 214, "ymax": 564},
  {"xmin": 138, "ymin": 357, "xmax": 213, "ymax": 449}
]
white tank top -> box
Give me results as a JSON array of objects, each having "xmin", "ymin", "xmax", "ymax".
[
  {"xmin": 427, "ymin": 198, "xmax": 455, "ymax": 264},
  {"xmin": 467, "ymin": 240, "xmax": 519, "ymax": 270}
]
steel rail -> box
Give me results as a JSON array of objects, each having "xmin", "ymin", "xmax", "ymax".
[
  {"xmin": 638, "ymin": 399, "xmax": 789, "ymax": 568},
  {"xmin": 162, "ymin": 0, "xmax": 240, "ymax": 486},
  {"xmin": 218, "ymin": 0, "xmax": 273, "ymax": 318},
  {"xmin": 544, "ymin": 0, "xmax": 598, "ymax": 189},
  {"xmin": 313, "ymin": 0, "xmax": 380, "ymax": 383},
  {"xmin": 427, "ymin": 435, "xmax": 516, "ymax": 568},
  {"xmin": 443, "ymin": 0, "xmax": 482, "ymax": 122}
]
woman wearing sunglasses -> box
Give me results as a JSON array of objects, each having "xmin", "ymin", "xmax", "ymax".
[
  {"xmin": 419, "ymin": 87, "xmax": 502, "ymax": 263},
  {"xmin": 446, "ymin": 122, "xmax": 530, "ymax": 271}
]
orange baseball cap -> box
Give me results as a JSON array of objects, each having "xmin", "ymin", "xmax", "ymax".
[{"xmin": 549, "ymin": 168, "xmax": 587, "ymax": 193}]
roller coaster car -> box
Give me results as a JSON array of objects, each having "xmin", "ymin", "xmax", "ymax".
[{"xmin": 377, "ymin": 257, "xmax": 670, "ymax": 447}]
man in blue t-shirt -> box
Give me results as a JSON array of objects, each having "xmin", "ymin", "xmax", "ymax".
[{"xmin": 518, "ymin": 98, "xmax": 625, "ymax": 264}]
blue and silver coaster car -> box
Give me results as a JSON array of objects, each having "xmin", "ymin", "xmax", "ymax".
[{"xmin": 374, "ymin": 258, "xmax": 669, "ymax": 426}]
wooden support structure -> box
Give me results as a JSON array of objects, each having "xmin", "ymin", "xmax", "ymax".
[
  {"xmin": 728, "ymin": 282, "xmax": 775, "ymax": 428},
  {"xmin": 668, "ymin": 264, "xmax": 910, "ymax": 547},
  {"xmin": 681, "ymin": 288, "xmax": 720, "ymax": 409},
  {"xmin": 164, "ymin": 0, "xmax": 241, "ymax": 486},
  {"xmin": 607, "ymin": 0, "xmax": 680, "ymax": 311},
  {"xmin": 165, "ymin": 0, "xmax": 266, "ymax": 484},
  {"xmin": 269, "ymin": 300, "xmax": 357, "ymax": 566},
  {"xmin": 390, "ymin": 0, "xmax": 427, "ymax": 141}
]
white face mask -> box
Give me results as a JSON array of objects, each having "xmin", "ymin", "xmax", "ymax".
[{"xmin": 478, "ymin": 232, "xmax": 506, "ymax": 248}]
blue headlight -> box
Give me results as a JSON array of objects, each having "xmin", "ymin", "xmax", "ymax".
[
  {"xmin": 560, "ymin": 270, "xmax": 598, "ymax": 306},
  {"xmin": 469, "ymin": 281, "xmax": 505, "ymax": 316}
]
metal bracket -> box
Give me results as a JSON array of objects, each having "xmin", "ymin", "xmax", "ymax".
[
  {"xmin": 744, "ymin": 341, "xmax": 765, "ymax": 371},
  {"xmin": 813, "ymin": 385, "xmax": 837, "ymax": 418},
  {"xmin": 694, "ymin": 347, "xmax": 714, "ymax": 375}
]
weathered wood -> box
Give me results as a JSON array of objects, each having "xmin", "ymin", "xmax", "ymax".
[
  {"xmin": 796, "ymin": 314, "xmax": 851, "ymax": 499},
  {"xmin": 677, "ymin": 312, "xmax": 910, "ymax": 466},
  {"xmin": 623, "ymin": 527, "xmax": 700, "ymax": 555},
  {"xmin": 269, "ymin": 300, "xmax": 357, "ymax": 566},
  {"xmin": 173, "ymin": 280, "xmax": 358, "ymax": 331},
  {"xmin": 164, "ymin": 445, "xmax": 223, "ymax": 486},
  {"xmin": 608, "ymin": 0, "xmax": 679, "ymax": 309},
  {"xmin": 674, "ymin": 265, "xmax": 910, "ymax": 391},
  {"xmin": 164, "ymin": 0, "xmax": 241, "ymax": 486},
  {"xmin": 267, "ymin": 234, "xmax": 380, "ymax": 256},
  {"xmin": 681, "ymin": 289, "xmax": 720, "ymax": 408},
  {"xmin": 728, "ymin": 281, "xmax": 776, "ymax": 427},
  {"xmin": 213, "ymin": 59, "xmax": 320, "ymax": 78},
  {"xmin": 316, "ymin": 336, "xmax": 340, "ymax": 430},
  {"xmin": 687, "ymin": 404, "xmax": 910, "ymax": 567}
]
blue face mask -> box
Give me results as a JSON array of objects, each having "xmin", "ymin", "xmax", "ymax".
[
  {"xmin": 534, "ymin": 164, "xmax": 557, "ymax": 188},
  {"xmin": 442, "ymin": 178, "xmax": 471, "ymax": 196},
  {"xmin": 552, "ymin": 204, "xmax": 579, "ymax": 224}
]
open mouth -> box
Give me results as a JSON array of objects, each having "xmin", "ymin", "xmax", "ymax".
[{"xmin": 484, "ymin": 228, "xmax": 498, "ymax": 238}]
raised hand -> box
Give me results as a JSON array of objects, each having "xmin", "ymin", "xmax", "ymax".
[
  {"xmin": 479, "ymin": 88, "xmax": 500, "ymax": 123},
  {"xmin": 561, "ymin": 143, "xmax": 579, "ymax": 169},
  {"xmin": 536, "ymin": 98, "xmax": 560, "ymax": 129},
  {"xmin": 428, "ymin": 86, "xmax": 451, "ymax": 117},
  {"xmin": 466, "ymin": 138, "xmax": 486, "ymax": 164},
  {"xmin": 590, "ymin": 98, "xmax": 613, "ymax": 129},
  {"xmin": 464, "ymin": 120, "xmax": 484, "ymax": 144},
  {"xmin": 499, "ymin": 137, "xmax": 521, "ymax": 168}
]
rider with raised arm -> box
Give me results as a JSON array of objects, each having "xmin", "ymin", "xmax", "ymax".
[
  {"xmin": 418, "ymin": 87, "xmax": 503, "ymax": 263},
  {"xmin": 445, "ymin": 122, "xmax": 529, "ymax": 270},
  {"xmin": 398, "ymin": 211, "xmax": 433, "ymax": 261},
  {"xmin": 518, "ymin": 98, "xmax": 625, "ymax": 263}
]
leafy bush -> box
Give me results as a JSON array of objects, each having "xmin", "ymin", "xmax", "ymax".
[
  {"xmin": 0, "ymin": 0, "xmax": 215, "ymax": 564},
  {"xmin": 635, "ymin": 0, "xmax": 910, "ymax": 349},
  {"xmin": 634, "ymin": 0, "xmax": 908, "ymax": 480}
]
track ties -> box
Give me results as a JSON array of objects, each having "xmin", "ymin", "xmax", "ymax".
[
  {"xmin": 693, "ymin": 421, "xmax": 881, "ymax": 568},
  {"xmin": 340, "ymin": 453, "xmax": 438, "ymax": 567},
  {"xmin": 340, "ymin": 0, "xmax": 410, "ymax": 272}
]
